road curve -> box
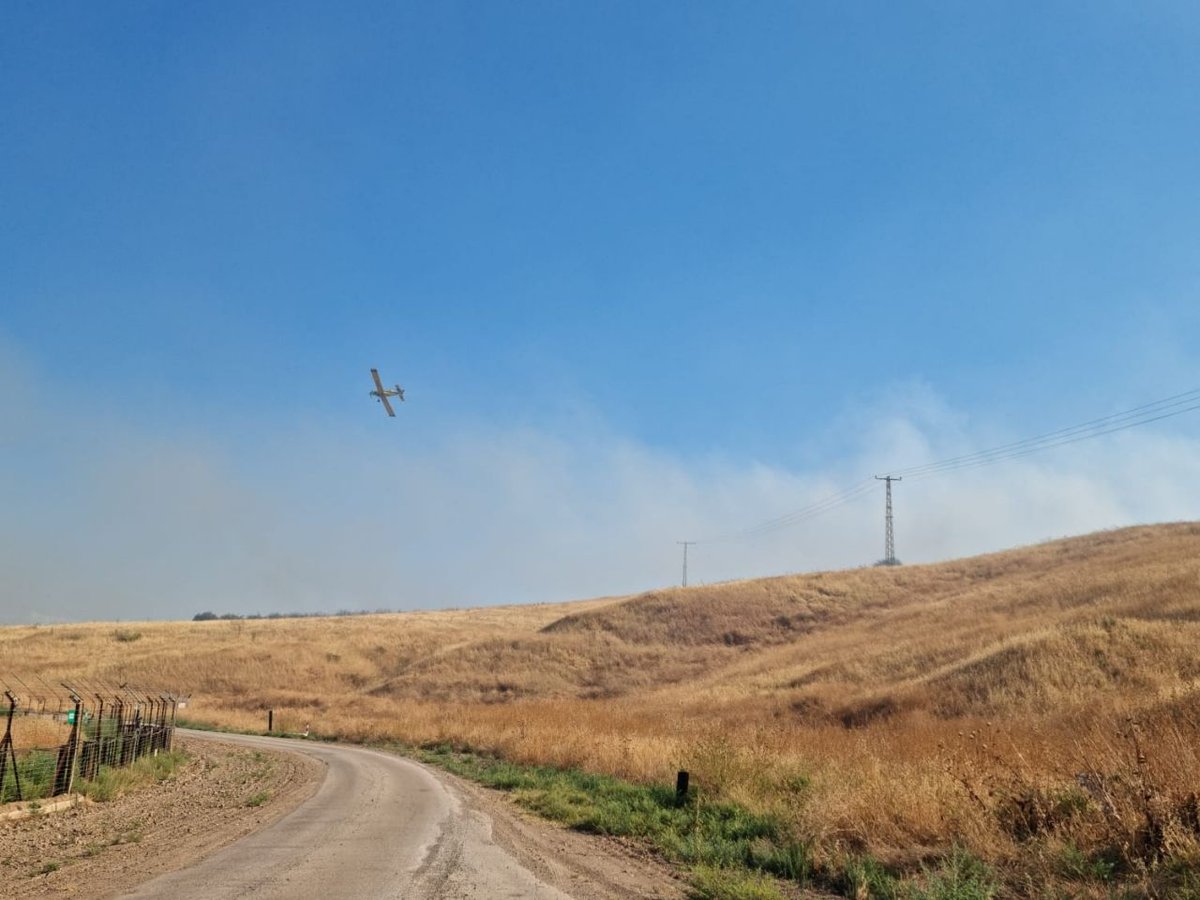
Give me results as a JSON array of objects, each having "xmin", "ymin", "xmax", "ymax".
[{"xmin": 121, "ymin": 729, "xmax": 573, "ymax": 900}]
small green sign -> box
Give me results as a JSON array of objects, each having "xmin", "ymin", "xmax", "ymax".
[{"xmin": 66, "ymin": 709, "xmax": 76, "ymax": 724}]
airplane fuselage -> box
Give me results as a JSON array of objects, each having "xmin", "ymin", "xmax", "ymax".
[{"xmin": 369, "ymin": 368, "xmax": 405, "ymax": 416}]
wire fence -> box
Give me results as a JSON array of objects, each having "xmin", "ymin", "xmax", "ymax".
[{"xmin": 0, "ymin": 678, "xmax": 181, "ymax": 804}]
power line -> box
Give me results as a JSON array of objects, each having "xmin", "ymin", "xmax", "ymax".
[
  {"xmin": 693, "ymin": 387, "xmax": 1200, "ymax": 545},
  {"xmin": 893, "ymin": 388, "xmax": 1200, "ymax": 482},
  {"xmin": 694, "ymin": 479, "xmax": 877, "ymax": 544}
]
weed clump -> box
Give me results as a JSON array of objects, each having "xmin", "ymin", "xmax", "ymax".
[{"xmin": 77, "ymin": 750, "xmax": 186, "ymax": 802}]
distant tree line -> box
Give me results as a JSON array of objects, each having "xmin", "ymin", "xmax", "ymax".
[{"xmin": 191, "ymin": 609, "xmax": 395, "ymax": 622}]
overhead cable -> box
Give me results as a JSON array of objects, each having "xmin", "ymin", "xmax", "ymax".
[{"xmin": 695, "ymin": 387, "xmax": 1200, "ymax": 543}]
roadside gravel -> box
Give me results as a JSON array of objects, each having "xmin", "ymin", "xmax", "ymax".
[
  {"xmin": 0, "ymin": 736, "xmax": 322, "ymax": 899},
  {"xmin": 420, "ymin": 764, "xmax": 687, "ymax": 899},
  {"xmin": 1, "ymin": 733, "xmax": 689, "ymax": 899}
]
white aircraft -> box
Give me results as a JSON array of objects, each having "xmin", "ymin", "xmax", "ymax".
[{"xmin": 369, "ymin": 369, "xmax": 405, "ymax": 417}]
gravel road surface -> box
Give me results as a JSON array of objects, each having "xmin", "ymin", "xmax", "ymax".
[{"xmin": 120, "ymin": 730, "xmax": 681, "ymax": 899}]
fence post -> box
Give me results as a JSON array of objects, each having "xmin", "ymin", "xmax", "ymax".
[
  {"xmin": 120, "ymin": 694, "xmax": 137, "ymax": 766},
  {"xmin": 93, "ymin": 694, "xmax": 104, "ymax": 777},
  {"xmin": 54, "ymin": 695, "xmax": 83, "ymax": 796},
  {"xmin": 0, "ymin": 691, "xmax": 21, "ymax": 802},
  {"xmin": 157, "ymin": 695, "xmax": 169, "ymax": 751},
  {"xmin": 167, "ymin": 694, "xmax": 177, "ymax": 750},
  {"xmin": 113, "ymin": 696, "xmax": 125, "ymax": 767},
  {"xmin": 132, "ymin": 701, "xmax": 144, "ymax": 760},
  {"xmin": 149, "ymin": 696, "xmax": 161, "ymax": 752},
  {"xmin": 268, "ymin": 709, "xmax": 274, "ymax": 732},
  {"xmin": 675, "ymin": 770, "xmax": 689, "ymax": 805}
]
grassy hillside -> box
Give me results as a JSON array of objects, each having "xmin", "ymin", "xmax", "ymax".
[{"xmin": 5, "ymin": 522, "xmax": 1200, "ymax": 895}]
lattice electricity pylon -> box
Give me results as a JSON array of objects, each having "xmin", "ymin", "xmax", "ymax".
[{"xmin": 875, "ymin": 475, "xmax": 902, "ymax": 566}]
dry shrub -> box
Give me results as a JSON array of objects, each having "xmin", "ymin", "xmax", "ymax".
[{"xmin": 10, "ymin": 715, "xmax": 72, "ymax": 750}]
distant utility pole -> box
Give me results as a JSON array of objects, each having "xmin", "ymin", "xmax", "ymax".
[
  {"xmin": 875, "ymin": 475, "xmax": 902, "ymax": 566},
  {"xmin": 677, "ymin": 541, "xmax": 696, "ymax": 587}
]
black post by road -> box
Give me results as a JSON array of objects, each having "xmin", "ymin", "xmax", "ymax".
[
  {"xmin": 268, "ymin": 709, "xmax": 274, "ymax": 732},
  {"xmin": 675, "ymin": 770, "xmax": 689, "ymax": 805}
]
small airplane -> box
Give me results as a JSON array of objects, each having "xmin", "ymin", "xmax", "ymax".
[{"xmin": 369, "ymin": 368, "xmax": 405, "ymax": 417}]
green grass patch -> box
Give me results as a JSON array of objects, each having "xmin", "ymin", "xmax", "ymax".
[
  {"xmin": 33, "ymin": 860, "xmax": 60, "ymax": 876},
  {"xmin": 837, "ymin": 853, "xmax": 902, "ymax": 899},
  {"xmin": 689, "ymin": 864, "xmax": 787, "ymax": 899},
  {"xmin": 410, "ymin": 745, "xmax": 812, "ymax": 894},
  {"xmin": 404, "ymin": 744, "xmax": 1004, "ymax": 900},
  {"xmin": 1, "ymin": 750, "xmax": 57, "ymax": 803},
  {"xmin": 245, "ymin": 790, "xmax": 270, "ymax": 807},
  {"xmin": 913, "ymin": 848, "xmax": 998, "ymax": 899},
  {"xmin": 831, "ymin": 849, "xmax": 998, "ymax": 900},
  {"xmin": 1056, "ymin": 842, "xmax": 1117, "ymax": 884},
  {"xmin": 76, "ymin": 749, "xmax": 187, "ymax": 802}
]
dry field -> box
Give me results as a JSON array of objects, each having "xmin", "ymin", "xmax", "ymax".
[{"xmin": 5, "ymin": 522, "xmax": 1200, "ymax": 892}]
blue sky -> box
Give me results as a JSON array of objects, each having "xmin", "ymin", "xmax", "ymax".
[{"xmin": 3, "ymin": 3, "xmax": 1199, "ymax": 622}]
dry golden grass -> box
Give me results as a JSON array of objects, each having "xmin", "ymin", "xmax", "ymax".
[{"xmin": 5, "ymin": 522, "xmax": 1200, "ymax": 887}]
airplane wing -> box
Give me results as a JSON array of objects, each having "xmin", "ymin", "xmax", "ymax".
[
  {"xmin": 371, "ymin": 369, "xmax": 386, "ymax": 393},
  {"xmin": 379, "ymin": 394, "xmax": 396, "ymax": 417}
]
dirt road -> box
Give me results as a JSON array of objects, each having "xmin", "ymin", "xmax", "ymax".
[
  {"xmin": 1, "ymin": 733, "xmax": 322, "ymax": 898},
  {"xmin": 121, "ymin": 730, "xmax": 681, "ymax": 899}
]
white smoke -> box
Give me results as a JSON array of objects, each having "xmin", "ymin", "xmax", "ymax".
[{"xmin": 1, "ymin": 347, "xmax": 1198, "ymax": 624}]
